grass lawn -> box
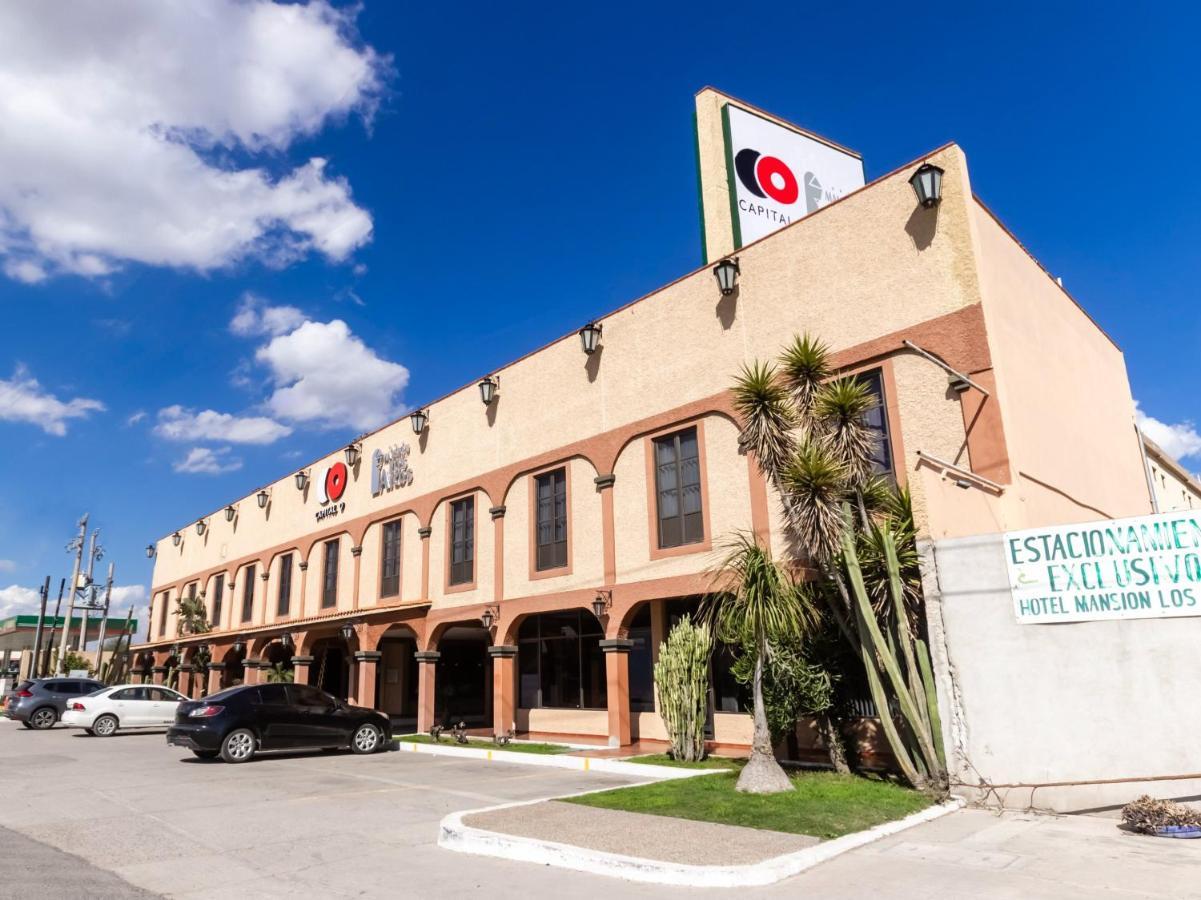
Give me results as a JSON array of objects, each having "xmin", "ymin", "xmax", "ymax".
[
  {"xmin": 564, "ymin": 770, "xmax": 933, "ymax": 839},
  {"xmin": 398, "ymin": 734, "xmax": 569, "ymax": 755}
]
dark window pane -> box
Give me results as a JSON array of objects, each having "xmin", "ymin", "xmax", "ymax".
[
  {"xmin": 277, "ymin": 553, "xmax": 292, "ymax": 616},
  {"xmin": 380, "ymin": 520, "xmax": 401, "ymax": 597},
  {"xmin": 450, "ymin": 498, "xmax": 474, "ymax": 585},
  {"xmin": 518, "ymin": 637, "xmax": 539, "ymax": 708},
  {"xmin": 322, "ymin": 540, "xmax": 339, "ymax": 608},
  {"xmin": 534, "ymin": 468, "xmax": 568, "ymax": 572},
  {"xmin": 211, "ymin": 575, "xmax": 224, "ymax": 627},
  {"xmin": 241, "ymin": 566, "xmax": 255, "ymax": 622},
  {"xmin": 627, "ymin": 606, "xmax": 655, "ymax": 712},
  {"xmin": 858, "ymin": 370, "xmax": 894, "ymax": 478},
  {"xmin": 540, "ymin": 632, "xmax": 580, "ymax": 709},
  {"xmin": 654, "ymin": 427, "xmax": 704, "ymax": 549},
  {"xmin": 579, "ymin": 632, "xmax": 607, "ymax": 709}
]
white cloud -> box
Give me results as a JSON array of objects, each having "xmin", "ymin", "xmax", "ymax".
[
  {"xmin": 126, "ymin": 410, "xmax": 147, "ymax": 426},
  {"xmin": 0, "ymin": 585, "xmax": 40, "ymax": 618},
  {"xmin": 155, "ymin": 405, "xmax": 291, "ymax": 445},
  {"xmin": 230, "ymin": 292, "xmax": 308, "ymax": 337},
  {"xmin": 0, "ymin": 364, "xmax": 105, "ymax": 435},
  {"xmin": 110, "ymin": 584, "xmax": 147, "ymax": 607},
  {"xmin": 258, "ymin": 319, "xmax": 410, "ymax": 430},
  {"xmin": 173, "ymin": 447, "xmax": 243, "ymax": 475},
  {"xmin": 1136, "ymin": 403, "xmax": 1201, "ymax": 462},
  {"xmin": 0, "ymin": 1, "xmax": 384, "ymax": 282}
]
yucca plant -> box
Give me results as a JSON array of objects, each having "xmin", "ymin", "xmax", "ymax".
[
  {"xmin": 731, "ymin": 333, "xmax": 947, "ymax": 792},
  {"xmin": 265, "ymin": 663, "xmax": 294, "ymax": 683}
]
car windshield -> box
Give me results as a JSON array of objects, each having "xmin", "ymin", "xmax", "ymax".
[{"xmin": 84, "ymin": 686, "xmax": 109, "ymax": 697}]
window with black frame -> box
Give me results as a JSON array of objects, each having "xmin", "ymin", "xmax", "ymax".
[
  {"xmin": 210, "ymin": 574, "xmax": 224, "ymax": 627},
  {"xmin": 277, "ymin": 553, "xmax": 292, "ymax": 616},
  {"xmin": 857, "ymin": 369, "xmax": 895, "ymax": 479},
  {"xmin": 653, "ymin": 427, "xmax": 704, "ymax": 548},
  {"xmin": 517, "ymin": 610, "xmax": 607, "ymax": 710},
  {"xmin": 627, "ymin": 605, "xmax": 655, "ymax": 712},
  {"xmin": 449, "ymin": 497, "xmax": 474, "ymax": 585},
  {"xmin": 380, "ymin": 520, "xmax": 401, "ymax": 596},
  {"xmin": 241, "ymin": 566, "xmax": 255, "ymax": 622},
  {"xmin": 534, "ymin": 468, "xmax": 567, "ymax": 571},
  {"xmin": 322, "ymin": 539, "xmax": 339, "ymax": 608}
]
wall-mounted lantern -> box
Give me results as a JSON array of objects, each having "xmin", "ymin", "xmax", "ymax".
[
  {"xmin": 909, "ymin": 163, "xmax": 944, "ymax": 208},
  {"xmin": 591, "ymin": 590, "xmax": 613, "ymax": 620},
  {"xmin": 224, "ymin": 505, "xmax": 236, "ymax": 522},
  {"xmin": 172, "ymin": 532, "xmax": 182, "ymax": 547},
  {"xmin": 294, "ymin": 469, "xmax": 309, "ymax": 491},
  {"xmin": 478, "ymin": 375, "xmax": 498, "ymax": 406},
  {"xmin": 712, "ymin": 257, "xmax": 740, "ymax": 295},
  {"xmin": 232, "ymin": 638, "xmax": 245, "ymax": 655},
  {"xmin": 480, "ymin": 605, "xmax": 500, "ymax": 630},
  {"xmin": 256, "ymin": 489, "xmax": 270, "ymax": 509},
  {"xmin": 195, "ymin": 519, "xmax": 207, "ymax": 537},
  {"xmin": 145, "ymin": 544, "xmax": 156, "ymax": 559},
  {"xmin": 344, "ymin": 442, "xmax": 362, "ymax": 468},
  {"xmin": 410, "ymin": 408, "xmax": 429, "ymax": 435},
  {"xmin": 579, "ymin": 322, "xmax": 602, "ymax": 355},
  {"xmin": 280, "ymin": 632, "xmax": 294, "ymax": 650},
  {"xmin": 340, "ymin": 621, "xmax": 355, "ymax": 642}
]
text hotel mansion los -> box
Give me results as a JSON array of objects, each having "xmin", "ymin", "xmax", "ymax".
[{"xmin": 136, "ymin": 88, "xmax": 1166, "ymax": 752}]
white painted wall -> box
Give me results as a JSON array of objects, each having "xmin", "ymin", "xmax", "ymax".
[{"xmin": 925, "ymin": 532, "xmax": 1201, "ymax": 812}]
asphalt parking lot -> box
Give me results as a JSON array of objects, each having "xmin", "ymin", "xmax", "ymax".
[{"xmin": 0, "ymin": 720, "xmax": 1196, "ymax": 899}]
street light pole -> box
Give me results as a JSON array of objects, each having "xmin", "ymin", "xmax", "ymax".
[
  {"xmin": 93, "ymin": 563, "xmax": 114, "ymax": 674},
  {"xmin": 55, "ymin": 515, "xmax": 88, "ymax": 674}
]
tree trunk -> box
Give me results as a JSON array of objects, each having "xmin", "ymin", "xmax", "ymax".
[
  {"xmin": 817, "ymin": 713, "xmax": 851, "ymax": 774},
  {"xmin": 736, "ymin": 636, "xmax": 793, "ymax": 794}
]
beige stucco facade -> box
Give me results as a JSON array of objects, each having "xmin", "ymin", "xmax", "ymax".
[
  {"xmin": 1142, "ymin": 434, "xmax": 1201, "ymax": 513},
  {"xmin": 136, "ymin": 90, "xmax": 1155, "ymax": 752}
]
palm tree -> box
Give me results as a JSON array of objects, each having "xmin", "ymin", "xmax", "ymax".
[
  {"xmin": 707, "ymin": 534, "xmax": 819, "ymax": 793},
  {"xmin": 732, "ymin": 333, "xmax": 946, "ymax": 791},
  {"xmin": 174, "ymin": 591, "xmax": 211, "ymax": 637}
]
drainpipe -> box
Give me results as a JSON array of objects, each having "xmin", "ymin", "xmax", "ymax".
[{"xmin": 1134, "ymin": 422, "xmax": 1159, "ymax": 515}]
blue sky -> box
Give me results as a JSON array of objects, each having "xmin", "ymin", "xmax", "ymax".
[{"xmin": 0, "ymin": 1, "xmax": 1198, "ymax": 634}]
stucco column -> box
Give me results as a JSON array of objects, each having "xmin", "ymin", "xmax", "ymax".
[
  {"xmin": 206, "ymin": 662, "xmax": 225, "ymax": 696},
  {"xmin": 353, "ymin": 651, "xmax": 382, "ymax": 709},
  {"xmin": 601, "ymin": 639, "xmax": 633, "ymax": 748},
  {"xmin": 291, "ymin": 654, "xmax": 313, "ymax": 687},
  {"xmin": 151, "ymin": 665, "xmax": 167, "ymax": 686},
  {"xmin": 415, "ymin": 650, "xmax": 440, "ymax": 734},
  {"xmin": 595, "ymin": 474, "xmax": 617, "ymax": 585},
  {"xmin": 242, "ymin": 658, "xmax": 262, "ymax": 686},
  {"xmin": 298, "ymin": 561, "xmax": 309, "ymax": 618},
  {"xmin": 488, "ymin": 645, "xmax": 517, "ymax": 738},
  {"xmin": 490, "ymin": 506, "xmax": 506, "ymax": 604},
  {"xmin": 418, "ymin": 527, "xmax": 432, "ymax": 599}
]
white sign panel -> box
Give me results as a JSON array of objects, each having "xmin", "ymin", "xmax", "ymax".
[
  {"xmin": 1005, "ymin": 511, "xmax": 1201, "ymax": 624},
  {"xmin": 723, "ymin": 104, "xmax": 865, "ymax": 247}
]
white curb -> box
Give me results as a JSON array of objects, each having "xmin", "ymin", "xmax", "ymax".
[
  {"xmin": 439, "ymin": 794, "xmax": 966, "ymax": 887},
  {"xmin": 396, "ymin": 739, "xmax": 716, "ymax": 780}
]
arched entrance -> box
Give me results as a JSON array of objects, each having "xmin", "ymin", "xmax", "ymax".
[
  {"xmin": 222, "ymin": 645, "xmax": 245, "ymax": 688},
  {"xmin": 376, "ymin": 625, "xmax": 419, "ymax": 728},
  {"xmin": 261, "ymin": 640, "xmax": 294, "ymax": 681},
  {"xmin": 434, "ymin": 625, "xmax": 491, "ymax": 728},
  {"xmin": 308, "ymin": 636, "xmax": 352, "ymax": 700}
]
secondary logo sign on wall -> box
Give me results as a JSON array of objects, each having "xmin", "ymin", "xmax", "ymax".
[
  {"xmin": 315, "ymin": 461, "xmax": 348, "ymax": 523},
  {"xmin": 1005, "ymin": 510, "xmax": 1201, "ymax": 624},
  {"xmin": 723, "ymin": 103, "xmax": 865, "ymax": 248},
  {"xmin": 371, "ymin": 444, "xmax": 413, "ymax": 497}
]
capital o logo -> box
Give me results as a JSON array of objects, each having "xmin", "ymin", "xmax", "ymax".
[
  {"xmin": 318, "ymin": 462, "xmax": 348, "ymax": 505},
  {"xmin": 734, "ymin": 148, "xmax": 799, "ymax": 205}
]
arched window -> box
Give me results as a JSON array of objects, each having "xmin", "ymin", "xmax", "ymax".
[{"xmin": 518, "ymin": 611, "xmax": 606, "ymax": 710}]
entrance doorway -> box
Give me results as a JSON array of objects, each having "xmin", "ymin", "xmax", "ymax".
[
  {"xmin": 434, "ymin": 626, "xmax": 490, "ymax": 727},
  {"xmin": 308, "ymin": 638, "xmax": 351, "ymax": 700}
]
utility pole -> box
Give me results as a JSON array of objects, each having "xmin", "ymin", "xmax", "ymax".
[
  {"xmin": 30, "ymin": 577, "xmax": 49, "ymax": 681},
  {"xmin": 55, "ymin": 515, "xmax": 88, "ymax": 674},
  {"xmin": 42, "ymin": 578, "xmax": 65, "ymax": 677},
  {"xmin": 93, "ymin": 563, "xmax": 114, "ymax": 673}
]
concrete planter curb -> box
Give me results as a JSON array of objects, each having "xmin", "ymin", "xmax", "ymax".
[
  {"xmin": 395, "ymin": 739, "xmax": 714, "ymax": 780},
  {"xmin": 439, "ymin": 794, "xmax": 966, "ymax": 887}
]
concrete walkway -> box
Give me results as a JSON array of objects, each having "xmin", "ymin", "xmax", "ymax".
[{"xmin": 464, "ymin": 800, "xmax": 818, "ymax": 865}]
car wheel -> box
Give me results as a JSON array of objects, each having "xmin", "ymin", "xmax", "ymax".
[
  {"xmin": 220, "ymin": 728, "xmax": 256, "ymax": 763},
  {"xmin": 191, "ymin": 749, "xmax": 219, "ymax": 760},
  {"xmin": 93, "ymin": 714, "xmax": 119, "ymax": 737},
  {"xmin": 20, "ymin": 720, "xmax": 33, "ymax": 729},
  {"xmin": 29, "ymin": 707, "xmax": 57, "ymax": 730},
  {"xmin": 351, "ymin": 723, "xmax": 381, "ymax": 754}
]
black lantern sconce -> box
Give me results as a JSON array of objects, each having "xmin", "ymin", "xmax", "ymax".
[
  {"xmin": 224, "ymin": 505, "xmax": 236, "ymax": 523},
  {"xmin": 256, "ymin": 489, "xmax": 270, "ymax": 509},
  {"xmin": 171, "ymin": 531, "xmax": 182, "ymax": 547},
  {"xmin": 591, "ymin": 590, "xmax": 613, "ymax": 621},
  {"xmin": 340, "ymin": 621, "xmax": 355, "ymax": 642},
  {"xmin": 232, "ymin": 637, "xmax": 245, "ymax": 655},
  {"xmin": 480, "ymin": 605, "xmax": 500, "ymax": 630},
  {"xmin": 294, "ymin": 469, "xmax": 309, "ymax": 491},
  {"xmin": 410, "ymin": 408, "xmax": 429, "ymax": 435},
  {"xmin": 145, "ymin": 544, "xmax": 156, "ymax": 559},
  {"xmin": 579, "ymin": 322, "xmax": 602, "ymax": 355},
  {"xmin": 909, "ymin": 163, "xmax": 944, "ymax": 209},
  {"xmin": 195, "ymin": 519, "xmax": 207, "ymax": 537},
  {"xmin": 344, "ymin": 442, "xmax": 362, "ymax": 468},
  {"xmin": 280, "ymin": 632, "xmax": 294, "ymax": 650},
  {"xmin": 712, "ymin": 257, "xmax": 740, "ymax": 295},
  {"xmin": 478, "ymin": 375, "xmax": 498, "ymax": 406}
]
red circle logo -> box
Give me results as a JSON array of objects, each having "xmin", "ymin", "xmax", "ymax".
[
  {"xmin": 325, "ymin": 462, "xmax": 347, "ymax": 503},
  {"xmin": 755, "ymin": 155, "xmax": 799, "ymax": 204}
]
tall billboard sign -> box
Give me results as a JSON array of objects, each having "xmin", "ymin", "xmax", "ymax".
[
  {"xmin": 693, "ymin": 89, "xmax": 865, "ymax": 262},
  {"xmin": 722, "ymin": 104, "xmax": 865, "ymax": 248}
]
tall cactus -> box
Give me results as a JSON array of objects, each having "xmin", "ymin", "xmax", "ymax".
[{"xmin": 654, "ymin": 616, "xmax": 712, "ymax": 762}]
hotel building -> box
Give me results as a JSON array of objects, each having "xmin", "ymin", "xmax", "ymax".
[{"xmin": 135, "ymin": 89, "xmax": 1160, "ymax": 753}]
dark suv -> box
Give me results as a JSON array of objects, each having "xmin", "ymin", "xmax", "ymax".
[
  {"xmin": 4, "ymin": 677, "xmax": 106, "ymax": 729},
  {"xmin": 167, "ymin": 682, "xmax": 391, "ymax": 763}
]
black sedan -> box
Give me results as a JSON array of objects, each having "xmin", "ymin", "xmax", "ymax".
[{"xmin": 167, "ymin": 682, "xmax": 391, "ymax": 763}]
